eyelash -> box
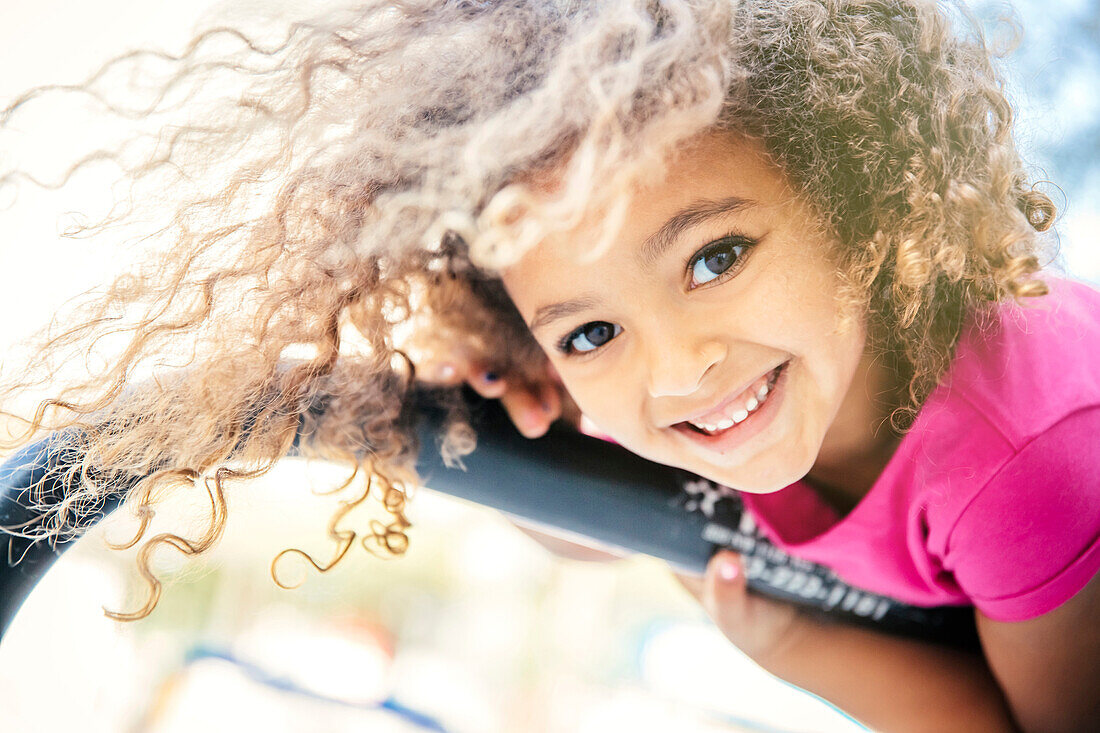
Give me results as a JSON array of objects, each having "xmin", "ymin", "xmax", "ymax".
[
  {"xmin": 554, "ymin": 232, "xmax": 758, "ymax": 357},
  {"xmin": 556, "ymin": 321, "xmax": 621, "ymax": 356},
  {"xmin": 685, "ymin": 233, "xmax": 756, "ymax": 289}
]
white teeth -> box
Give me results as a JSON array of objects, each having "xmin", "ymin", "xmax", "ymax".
[{"xmin": 686, "ymin": 368, "xmax": 779, "ymax": 435}]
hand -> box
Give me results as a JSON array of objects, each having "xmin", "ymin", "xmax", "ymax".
[
  {"xmin": 406, "ymin": 324, "xmax": 615, "ymax": 562},
  {"xmin": 673, "ymin": 550, "xmax": 808, "ymax": 666},
  {"xmin": 407, "ymin": 335, "xmax": 577, "ymax": 439}
]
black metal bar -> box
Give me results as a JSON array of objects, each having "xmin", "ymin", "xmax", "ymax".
[{"xmin": 1, "ymin": 390, "xmax": 978, "ymax": 648}]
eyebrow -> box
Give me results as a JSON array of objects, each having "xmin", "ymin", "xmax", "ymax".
[
  {"xmin": 528, "ymin": 294, "xmax": 601, "ymax": 334},
  {"xmin": 527, "ymin": 196, "xmax": 756, "ymax": 334},
  {"xmin": 638, "ymin": 195, "xmax": 756, "ymax": 267}
]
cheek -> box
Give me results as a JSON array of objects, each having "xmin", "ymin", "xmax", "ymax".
[
  {"xmin": 560, "ymin": 369, "xmax": 643, "ymax": 437},
  {"xmin": 813, "ymin": 288, "xmax": 867, "ymax": 375},
  {"xmin": 765, "ymin": 258, "xmax": 857, "ymax": 362},
  {"xmin": 562, "ymin": 374, "xmax": 620, "ymax": 424}
]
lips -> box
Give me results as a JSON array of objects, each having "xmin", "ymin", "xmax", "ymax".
[
  {"xmin": 669, "ymin": 360, "xmax": 791, "ymax": 453},
  {"xmin": 670, "ymin": 360, "xmax": 789, "ymax": 430}
]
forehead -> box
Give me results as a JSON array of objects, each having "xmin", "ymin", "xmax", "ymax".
[{"xmin": 503, "ymin": 132, "xmax": 791, "ymax": 284}]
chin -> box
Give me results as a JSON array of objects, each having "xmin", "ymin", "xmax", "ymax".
[
  {"xmin": 700, "ymin": 447, "xmax": 817, "ymax": 493},
  {"xmin": 707, "ymin": 471, "xmax": 795, "ymax": 493}
]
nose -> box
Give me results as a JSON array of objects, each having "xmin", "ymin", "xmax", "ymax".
[{"xmin": 644, "ymin": 324, "xmax": 726, "ymax": 398}]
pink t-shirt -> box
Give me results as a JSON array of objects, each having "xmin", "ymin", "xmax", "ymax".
[{"xmin": 740, "ymin": 274, "xmax": 1100, "ymax": 622}]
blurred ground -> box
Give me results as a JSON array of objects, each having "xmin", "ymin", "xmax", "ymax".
[{"xmin": 0, "ymin": 458, "xmax": 866, "ymax": 733}]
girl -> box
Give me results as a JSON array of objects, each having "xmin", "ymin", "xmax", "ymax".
[{"xmin": 1, "ymin": 1, "xmax": 1097, "ymax": 730}]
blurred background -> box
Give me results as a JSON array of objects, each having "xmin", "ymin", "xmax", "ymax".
[{"xmin": 1, "ymin": 1, "xmax": 1097, "ymax": 732}]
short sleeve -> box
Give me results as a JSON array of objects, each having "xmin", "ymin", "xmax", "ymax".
[{"xmin": 944, "ymin": 406, "xmax": 1100, "ymax": 622}]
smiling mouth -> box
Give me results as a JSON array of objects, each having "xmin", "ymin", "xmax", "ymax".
[{"xmin": 677, "ymin": 361, "xmax": 789, "ymax": 436}]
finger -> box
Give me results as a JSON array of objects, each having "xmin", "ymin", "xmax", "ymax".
[
  {"xmin": 501, "ymin": 386, "xmax": 554, "ymax": 438},
  {"xmin": 555, "ymin": 387, "xmax": 583, "ymax": 430},
  {"xmin": 703, "ymin": 550, "xmax": 748, "ymax": 622},
  {"xmin": 537, "ymin": 381, "xmax": 562, "ymax": 423},
  {"xmin": 417, "ymin": 360, "xmax": 464, "ymax": 386},
  {"xmin": 466, "ymin": 366, "xmax": 508, "ymax": 399},
  {"xmin": 544, "ymin": 360, "xmax": 564, "ymax": 385},
  {"xmin": 670, "ymin": 569, "xmax": 705, "ymax": 604}
]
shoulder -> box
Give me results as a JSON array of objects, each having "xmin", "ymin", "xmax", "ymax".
[
  {"xmin": 907, "ymin": 275, "xmax": 1100, "ymax": 524},
  {"xmin": 941, "ymin": 274, "xmax": 1100, "ymax": 449},
  {"xmin": 910, "ymin": 277, "xmax": 1100, "ymax": 620},
  {"xmin": 939, "ymin": 405, "xmax": 1100, "ymax": 621}
]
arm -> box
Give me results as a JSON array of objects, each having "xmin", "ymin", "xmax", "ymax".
[
  {"xmin": 975, "ymin": 569, "xmax": 1100, "ymax": 733},
  {"xmin": 683, "ymin": 549, "xmax": 1100, "ymax": 732},
  {"xmin": 766, "ymin": 568, "xmax": 1100, "ymax": 732},
  {"xmin": 762, "ymin": 611, "xmax": 1018, "ymax": 732},
  {"xmin": 934, "ymin": 410, "xmax": 1100, "ymax": 731},
  {"xmin": 678, "ymin": 551, "xmax": 1021, "ymax": 732}
]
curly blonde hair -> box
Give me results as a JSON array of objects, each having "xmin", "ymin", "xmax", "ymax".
[{"xmin": 0, "ymin": 0, "xmax": 1055, "ymax": 620}]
